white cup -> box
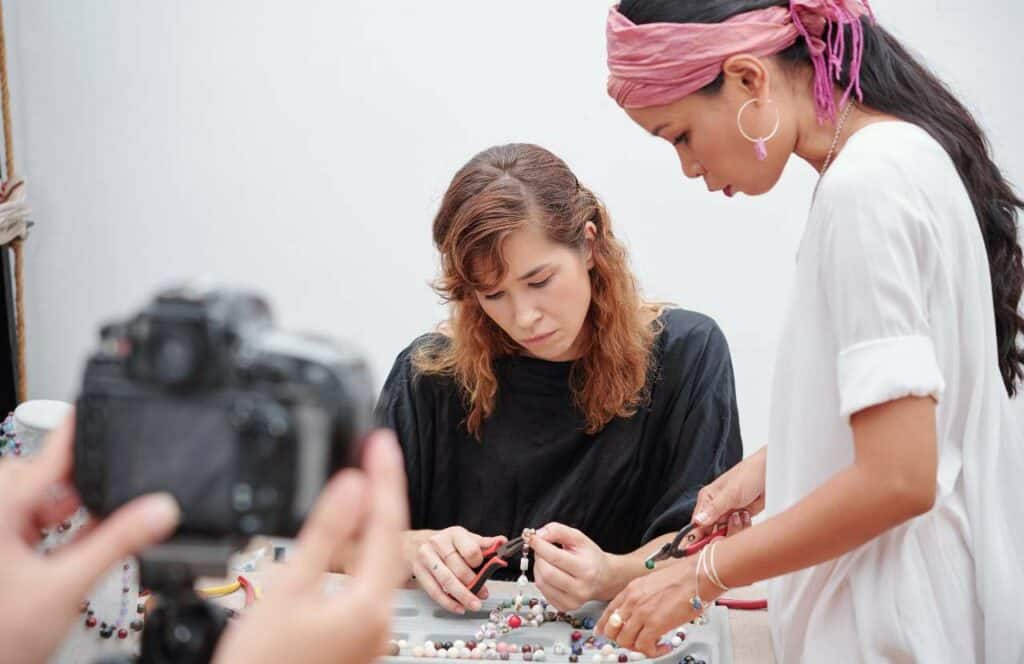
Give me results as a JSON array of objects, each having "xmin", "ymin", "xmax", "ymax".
[{"xmin": 13, "ymin": 399, "xmax": 72, "ymax": 456}]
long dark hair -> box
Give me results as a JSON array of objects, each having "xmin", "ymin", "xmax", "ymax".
[{"xmin": 620, "ymin": 0, "xmax": 1024, "ymax": 397}]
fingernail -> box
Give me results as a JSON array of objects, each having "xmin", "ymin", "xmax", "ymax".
[
  {"xmin": 695, "ymin": 512, "xmax": 708, "ymax": 524},
  {"xmin": 142, "ymin": 493, "xmax": 180, "ymax": 533}
]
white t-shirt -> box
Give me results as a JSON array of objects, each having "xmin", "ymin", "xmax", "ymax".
[{"xmin": 765, "ymin": 122, "xmax": 1024, "ymax": 664}]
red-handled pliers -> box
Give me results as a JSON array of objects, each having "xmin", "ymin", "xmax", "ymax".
[
  {"xmin": 643, "ymin": 513, "xmax": 768, "ymax": 611},
  {"xmin": 644, "ymin": 521, "xmax": 729, "ymax": 568},
  {"xmin": 467, "ymin": 536, "xmax": 525, "ymax": 595}
]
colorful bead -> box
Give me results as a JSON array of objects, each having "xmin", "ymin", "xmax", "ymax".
[{"xmin": 507, "ymin": 615, "xmax": 522, "ymax": 629}]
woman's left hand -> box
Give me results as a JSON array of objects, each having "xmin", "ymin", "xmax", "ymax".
[
  {"xmin": 595, "ymin": 554, "xmax": 720, "ymax": 658},
  {"xmin": 530, "ymin": 522, "xmax": 613, "ymax": 611}
]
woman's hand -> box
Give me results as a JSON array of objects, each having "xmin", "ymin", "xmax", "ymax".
[
  {"xmin": 213, "ymin": 429, "xmax": 409, "ymax": 664},
  {"xmin": 530, "ymin": 522, "xmax": 614, "ymax": 611},
  {"xmin": 0, "ymin": 415, "xmax": 181, "ymax": 664},
  {"xmin": 595, "ymin": 552, "xmax": 723, "ymax": 658},
  {"xmin": 691, "ymin": 446, "xmax": 766, "ymax": 539},
  {"xmin": 405, "ymin": 526, "xmax": 506, "ymax": 614}
]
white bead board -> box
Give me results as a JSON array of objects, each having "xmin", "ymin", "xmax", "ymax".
[{"xmin": 378, "ymin": 580, "xmax": 734, "ymax": 664}]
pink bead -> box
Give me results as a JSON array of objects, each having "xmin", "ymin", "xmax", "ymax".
[{"xmin": 497, "ymin": 643, "xmax": 509, "ymax": 654}]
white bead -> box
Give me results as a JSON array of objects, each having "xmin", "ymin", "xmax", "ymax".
[
  {"xmin": 399, "ymin": 640, "xmax": 408, "ymax": 649},
  {"xmin": 520, "ymin": 557, "xmax": 529, "ymax": 571},
  {"xmin": 454, "ymin": 641, "xmax": 465, "ymax": 650},
  {"xmin": 592, "ymin": 655, "xmax": 603, "ymax": 663},
  {"xmin": 435, "ymin": 648, "xmax": 447, "ymax": 658},
  {"xmin": 601, "ymin": 645, "xmax": 614, "ymax": 655},
  {"xmin": 630, "ymin": 653, "xmax": 646, "ymax": 661},
  {"xmin": 670, "ymin": 636, "xmax": 683, "ymax": 647},
  {"xmin": 604, "ymin": 656, "xmax": 618, "ymax": 663},
  {"xmin": 553, "ymin": 644, "xmax": 566, "ymax": 655},
  {"xmin": 517, "ymin": 574, "xmax": 528, "ymax": 587},
  {"xmin": 413, "ymin": 646, "xmax": 425, "ymax": 658},
  {"xmin": 533, "ymin": 651, "xmax": 546, "ymax": 661},
  {"xmin": 461, "ymin": 648, "xmax": 472, "ymax": 658}
]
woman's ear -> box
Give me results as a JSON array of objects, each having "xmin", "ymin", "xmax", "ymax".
[
  {"xmin": 722, "ymin": 54, "xmax": 772, "ymax": 99},
  {"xmin": 583, "ymin": 221, "xmax": 597, "ymax": 269}
]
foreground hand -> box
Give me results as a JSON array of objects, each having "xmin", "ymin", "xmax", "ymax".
[
  {"xmin": 530, "ymin": 522, "xmax": 612, "ymax": 611},
  {"xmin": 407, "ymin": 526, "xmax": 506, "ymax": 613},
  {"xmin": 213, "ymin": 429, "xmax": 409, "ymax": 664},
  {"xmin": 0, "ymin": 414, "xmax": 181, "ymax": 664},
  {"xmin": 596, "ymin": 554, "xmax": 721, "ymax": 658}
]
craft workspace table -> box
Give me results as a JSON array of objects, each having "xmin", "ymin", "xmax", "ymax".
[{"xmin": 203, "ymin": 545, "xmax": 775, "ymax": 664}]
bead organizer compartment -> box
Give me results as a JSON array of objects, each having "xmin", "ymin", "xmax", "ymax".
[{"xmin": 374, "ymin": 580, "xmax": 733, "ymax": 664}]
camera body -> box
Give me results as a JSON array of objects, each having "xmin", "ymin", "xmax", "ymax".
[{"xmin": 73, "ymin": 286, "xmax": 374, "ymax": 538}]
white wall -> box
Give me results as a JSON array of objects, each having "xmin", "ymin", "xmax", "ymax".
[{"xmin": 6, "ymin": 0, "xmax": 1023, "ymax": 450}]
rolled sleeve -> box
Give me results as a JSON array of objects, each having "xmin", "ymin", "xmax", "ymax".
[{"xmin": 837, "ymin": 335, "xmax": 945, "ymax": 417}]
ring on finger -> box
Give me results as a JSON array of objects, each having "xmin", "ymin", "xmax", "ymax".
[{"xmin": 609, "ymin": 610, "xmax": 624, "ymax": 630}]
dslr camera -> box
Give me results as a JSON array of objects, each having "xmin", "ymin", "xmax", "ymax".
[{"xmin": 73, "ymin": 285, "xmax": 375, "ymax": 539}]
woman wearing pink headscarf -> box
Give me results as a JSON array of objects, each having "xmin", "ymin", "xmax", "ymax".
[{"xmin": 589, "ymin": 1, "xmax": 1024, "ymax": 662}]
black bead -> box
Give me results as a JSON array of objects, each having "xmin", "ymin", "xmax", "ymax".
[
  {"xmin": 100, "ymin": 629, "xmax": 113, "ymax": 639},
  {"xmin": 130, "ymin": 620, "xmax": 144, "ymax": 632}
]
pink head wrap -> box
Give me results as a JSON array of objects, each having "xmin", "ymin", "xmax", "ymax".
[{"xmin": 606, "ymin": 0, "xmax": 874, "ymax": 123}]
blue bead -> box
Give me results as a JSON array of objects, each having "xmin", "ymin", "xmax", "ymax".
[{"xmin": 582, "ymin": 617, "xmax": 596, "ymax": 629}]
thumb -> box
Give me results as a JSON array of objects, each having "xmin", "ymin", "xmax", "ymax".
[
  {"xmin": 478, "ymin": 534, "xmax": 507, "ymax": 549},
  {"xmin": 56, "ymin": 492, "xmax": 179, "ymax": 598},
  {"xmin": 693, "ymin": 486, "xmax": 729, "ymax": 527},
  {"xmin": 535, "ymin": 522, "xmax": 586, "ymax": 548}
]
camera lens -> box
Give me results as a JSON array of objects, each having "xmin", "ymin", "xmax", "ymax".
[{"xmin": 152, "ymin": 330, "xmax": 202, "ymax": 388}]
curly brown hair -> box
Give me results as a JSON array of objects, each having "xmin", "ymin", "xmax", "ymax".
[{"xmin": 414, "ymin": 143, "xmax": 662, "ymax": 438}]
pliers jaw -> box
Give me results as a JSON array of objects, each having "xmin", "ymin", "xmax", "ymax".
[{"xmin": 467, "ymin": 536, "xmax": 525, "ymax": 595}]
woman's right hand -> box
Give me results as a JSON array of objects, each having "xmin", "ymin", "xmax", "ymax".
[
  {"xmin": 691, "ymin": 446, "xmax": 768, "ymax": 538},
  {"xmin": 404, "ymin": 526, "xmax": 506, "ymax": 614}
]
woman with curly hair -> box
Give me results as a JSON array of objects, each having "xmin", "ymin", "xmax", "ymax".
[{"xmin": 372, "ymin": 143, "xmax": 743, "ymax": 613}]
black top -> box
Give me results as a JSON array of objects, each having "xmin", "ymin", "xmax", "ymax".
[{"xmin": 375, "ymin": 308, "xmax": 742, "ymax": 575}]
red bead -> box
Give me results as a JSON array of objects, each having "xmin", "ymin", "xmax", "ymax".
[
  {"xmin": 571, "ymin": 630, "xmax": 582, "ymax": 642},
  {"xmin": 85, "ymin": 616, "xmax": 97, "ymax": 628},
  {"xmin": 521, "ymin": 645, "xmax": 532, "ymax": 653},
  {"xmin": 507, "ymin": 615, "xmax": 522, "ymax": 629},
  {"xmin": 676, "ymin": 631, "xmax": 686, "ymax": 640},
  {"xmin": 118, "ymin": 629, "xmax": 128, "ymax": 639}
]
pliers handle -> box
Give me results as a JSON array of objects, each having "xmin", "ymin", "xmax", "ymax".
[{"xmin": 467, "ymin": 536, "xmax": 524, "ymax": 595}]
